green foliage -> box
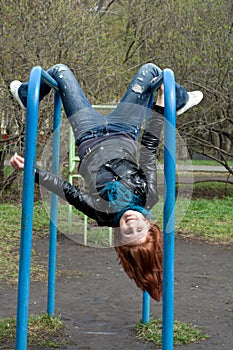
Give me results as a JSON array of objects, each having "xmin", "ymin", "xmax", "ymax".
[
  {"xmin": 135, "ymin": 318, "xmax": 209, "ymax": 346},
  {"xmin": 1, "ymin": 0, "xmax": 232, "ymax": 104}
]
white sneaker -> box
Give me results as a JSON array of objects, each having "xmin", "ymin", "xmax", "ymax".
[
  {"xmin": 10, "ymin": 80, "xmax": 26, "ymax": 109},
  {"xmin": 177, "ymin": 91, "xmax": 203, "ymax": 116}
]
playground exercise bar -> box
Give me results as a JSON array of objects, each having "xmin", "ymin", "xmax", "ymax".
[
  {"xmin": 162, "ymin": 69, "xmax": 176, "ymax": 350},
  {"xmin": 141, "ymin": 70, "xmax": 176, "ymax": 336},
  {"xmin": 15, "ymin": 67, "xmax": 176, "ymax": 350},
  {"xmin": 15, "ymin": 67, "xmax": 62, "ymax": 350},
  {"xmin": 142, "ymin": 291, "xmax": 150, "ymax": 323}
]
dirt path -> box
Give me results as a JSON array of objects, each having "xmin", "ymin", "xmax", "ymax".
[{"xmin": 1, "ymin": 233, "xmax": 232, "ymax": 350}]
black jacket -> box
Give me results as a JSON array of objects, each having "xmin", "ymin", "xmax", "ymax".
[{"xmin": 35, "ymin": 107, "xmax": 164, "ymax": 227}]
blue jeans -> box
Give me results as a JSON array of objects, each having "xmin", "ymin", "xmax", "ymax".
[{"xmin": 19, "ymin": 63, "xmax": 188, "ymax": 145}]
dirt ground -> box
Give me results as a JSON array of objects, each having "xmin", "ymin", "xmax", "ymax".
[{"xmin": 1, "ymin": 232, "xmax": 232, "ymax": 350}]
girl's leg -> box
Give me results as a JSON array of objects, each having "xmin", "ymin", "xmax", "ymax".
[
  {"xmin": 119, "ymin": 63, "xmax": 188, "ymax": 110},
  {"xmin": 108, "ymin": 63, "xmax": 162, "ymax": 134},
  {"xmin": 119, "ymin": 63, "xmax": 162, "ymax": 107},
  {"xmin": 18, "ymin": 64, "xmax": 94, "ymax": 117},
  {"xmin": 108, "ymin": 63, "xmax": 189, "ymax": 137},
  {"xmin": 18, "ymin": 64, "xmax": 102, "ymax": 140}
]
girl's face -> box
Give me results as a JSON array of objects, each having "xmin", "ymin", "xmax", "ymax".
[{"xmin": 118, "ymin": 210, "xmax": 150, "ymax": 246}]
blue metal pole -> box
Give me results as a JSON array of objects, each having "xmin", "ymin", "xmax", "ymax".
[
  {"xmin": 15, "ymin": 66, "xmax": 42, "ymax": 350},
  {"xmin": 142, "ymin": 291, "xmax": 150, "ymax": 323},
  {"xmin": 141, "ymin": 73, "xmax": 164, "ymax": 324},
  {"xmin": 47, "ymin": 90, "xmax": 62, "ymax": 316},
  {"xmin": 15, "ymin": 67, "xmax": 61, "ymax": 349},
  {"xmin": 162, "ymin": 69, "xmax": 176, "ymax": 350}
]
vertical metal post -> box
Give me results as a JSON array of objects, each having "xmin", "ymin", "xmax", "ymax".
[
  {"xmin": 15, "ymin": 66, "xmax": 42, "ymax": 350},
  {"xmin": 47, "ymin": 90, "xmax": 62, "ymax": 316},
  {"xmin": 162, "ymin": 69, "xmax": 176, "ymax": 350},
  {"xmin": 142, "ymin": 291, "xmax": 150, "ymax": 323},
  {"xmin": 15, "ymin": 67, "xmax": 61, "ymax": 349},
  {"xmin": 141, "ymin": 73, "xmax": 163, "ymax": 324}
]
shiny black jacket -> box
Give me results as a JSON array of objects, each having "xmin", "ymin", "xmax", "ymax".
[{"xmin": 35, "ymin": 107, "xmax": 163, "ymax": 227}]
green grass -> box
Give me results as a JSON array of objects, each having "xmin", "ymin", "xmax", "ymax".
[
  {"xmin": 0, "ymin": 313, "xmax": 69, "ymax": 348},
  {"xmin": 0, "ymin": 202, "xmax": 50, "ymax": 284},
  {"xmin": 84, "ymin": 225, "xmax": 113, "ymax": 246},
  {"xmin": 0, "ymin": 184, "xmax": 231, "ymax": 348},
  {"xmin": 0, "ymin": 184, "xmax": 232, "ymax": 285},
  {"xmin": 0, "ymin": 201, "xmax": 82, "ymax": 284},
  {"xmin": 135, "ymin": 318, "xmax": 209, "ymax": 346},
  {"xmin": 177, "ymin": 196, "xmax": 233, "ymax": 243},
  {"xmin": 0, "ymin": 183, "xmax": 233, "ymax": 284},
  {"xmin": 152, "ymin": 182, "xmax": 233, "ymax": 243},
  {"xmin": 160, "ymin": 159, "xmax": 233, "ymax": 167},
  {"xmin": 0, "ymin": 183, "xmax": 232, "ymax": 283},
  {"xmin": 193, "ymin": 181, "xmax": 233, "ymax": 196}
]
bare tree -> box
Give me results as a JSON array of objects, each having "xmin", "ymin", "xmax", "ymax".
[{"xmin": 1, "ymin": 0, "xmax": 232, "ymax": 197}]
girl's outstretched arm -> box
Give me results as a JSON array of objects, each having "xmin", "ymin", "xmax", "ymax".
[{"xmin": 10, "ymin": 153, "xmax": 102, "ymax": 224}]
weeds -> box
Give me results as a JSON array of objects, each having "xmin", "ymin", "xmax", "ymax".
[
  {"xmin": 0, "ymin": 313, "xmax": 70, "ymax": 348},
  {"xmin": 135, "ymin": 318, "xmax": 209, "ymax": 346}
]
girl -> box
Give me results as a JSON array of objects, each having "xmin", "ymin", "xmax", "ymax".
[{"xmin": 10, "ymin": 63, "xmax": 203, "ymax": 300}]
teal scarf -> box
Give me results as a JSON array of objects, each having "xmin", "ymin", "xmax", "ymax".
[{"xmin": 102, "ymin": 180, "xmax": 149, "ymax": 226}]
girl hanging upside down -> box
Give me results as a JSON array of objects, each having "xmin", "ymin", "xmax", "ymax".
[{"xmin": 10, "ymin": 63, "xmax": 203, "ymax": 301}]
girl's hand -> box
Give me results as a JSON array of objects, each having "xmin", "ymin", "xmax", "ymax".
[
  {"xmin": 156, "ymin": 83, "xmax": 164, "ymax": 107},
  {"xmin": 10, "ymin": 153, "xmax": 25, "ymax": 171}
]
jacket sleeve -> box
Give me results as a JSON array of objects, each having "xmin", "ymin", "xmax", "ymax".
[
  {"xmin": 139, "ymin": 104, "xmax": 164, "ymax": 210},
  {"xmin": 35, "ymin": 168, "xmax": 99, "ymax": 221}
]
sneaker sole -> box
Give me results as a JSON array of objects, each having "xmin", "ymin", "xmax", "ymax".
[
  {"xmin": 177, "ymin": 91, "xmax": 203, "ymax": 116},
  {"xmin": 10, "ymin": 81, "xmax": 26, "ymax": 109}
]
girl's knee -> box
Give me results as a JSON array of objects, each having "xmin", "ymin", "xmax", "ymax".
[
  {"xmin": 48, "ymin": 64, "xmax": 73, "ymax": 82},
  {"xmin": 140, "ymin": 63, "xmax": 162, "ymax": 77},
  {"xmin": 53, "ymin": 63, "xmax": 70, "ymax": 72}
]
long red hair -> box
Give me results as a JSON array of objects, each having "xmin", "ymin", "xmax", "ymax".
[{"xmin": 114, "ymin": 223, "xmax": 162, "ymax": 301}]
